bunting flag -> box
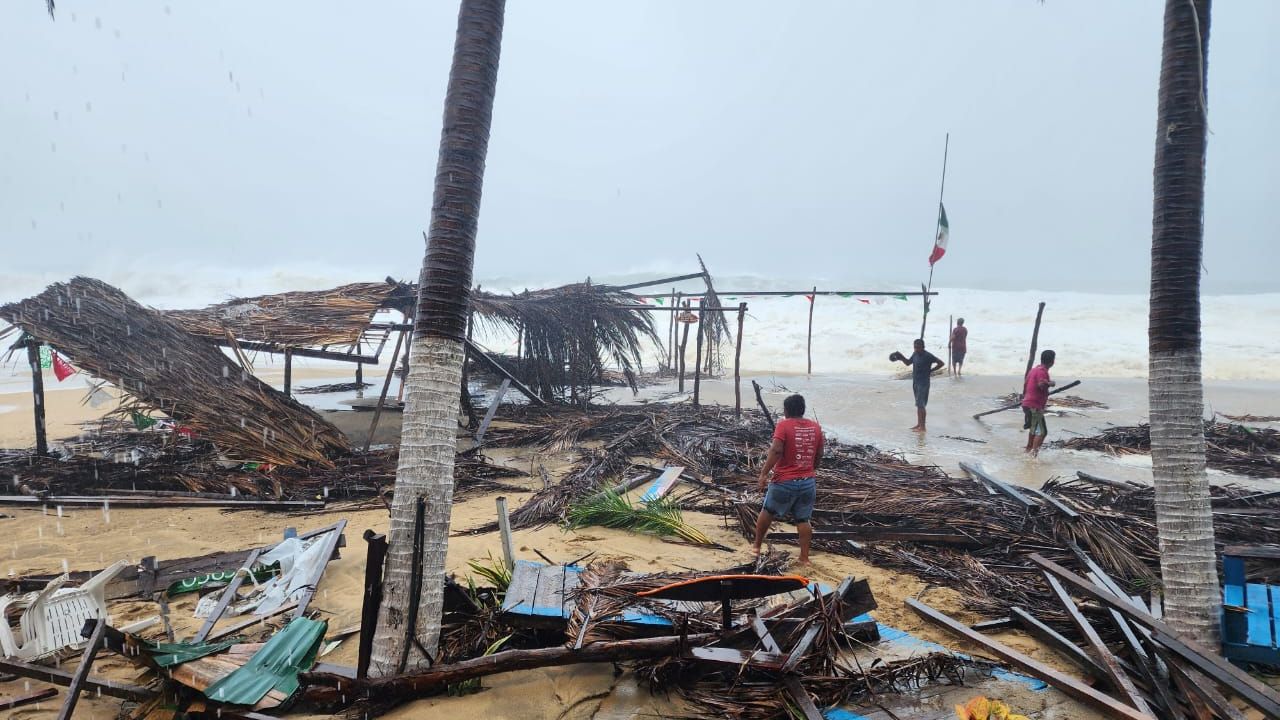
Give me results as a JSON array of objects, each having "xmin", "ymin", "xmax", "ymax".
[
  {"xmin": 38, "ymin": 345, "xmax": 52, "ymax": 369},
  {"xmin": 929, "ymin": 203, "xmax": 949, "ymax": 265},
  {"xmin": 131, "ymin": 411, "xmax": 158, "ymax": 430},
  {"xmin": 654, "ymin": 297, "xmax": 665, "ymax": 305},
  {"xmin": 805, "ymin": 294, "xmax": 814, "ymax": 303},
  {"xmin": 175, "ymin": 426, "xmax": 197, "ymax": 438},
  {"xmin": 858, "ymin": 298, "xmax": 870, "ymax": 304},
  {"xmin": 51, "ymin": 351, "xmax": 75, "ymax": 381},
  {"xmin": 894, "ymin": 294, "xmax": 908, "ymax": 301},
  {"xmin": 837, "ymin": 292, "xmax": 853, "ymax": 298}
]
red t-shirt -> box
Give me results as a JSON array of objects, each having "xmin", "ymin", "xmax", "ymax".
[
  {"xmin": 772, "ymin": 417, "xmax": 823, "ymax": 482},
  {"xmin": 1022, "ymin": 365, "xmax": 1051, "ymax": 410},
  {"xmin": 950, "ymin": 326, "xmax": 968, "ymax": 352}
]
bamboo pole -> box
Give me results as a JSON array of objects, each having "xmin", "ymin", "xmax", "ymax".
[
  {"xmin": 26, "ymin": 342, "xmax": 47, "ymax": 456},
  {"xmin": 677, "ymin": 301, "xmax": 691, "ymax": 393},
  {"xmin": 692, "ymin": 304, "xmax": 705, "ymax": 406},
  {"xmin": 670, "ymin": 291, "xmax": 682, "ymax": 371},
  {"xmin": 667, "ymin": 288, "xmax": 676, "ymax": 371},
  {"xmin": 806, "ymin": 286, "xmax": 816, "ymax": 375},
  {"xmin": 1024, "ymin": 302, "xmax": 1046, "ymax": 386},
  {"xmin": 733, "ymin": 302, "xmax": 746, "ymax": 418}
]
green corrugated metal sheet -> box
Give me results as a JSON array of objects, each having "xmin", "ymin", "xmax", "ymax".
[
  {"xmin": 148, "ymin": 638, "xmax": 239, "ymax": 667},
  {"xmin": 204, "ymin": 617, "xmax": 327, "ymax": 705}
]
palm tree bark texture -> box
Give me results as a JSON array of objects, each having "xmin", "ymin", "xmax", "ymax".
[
  {"xmin": 370, "ymin": 0, "xmax": 506, "ymax": 676},
  {"xmin": 1149, "ymin": 0, "xmax": 1218, "ymax": 645}
]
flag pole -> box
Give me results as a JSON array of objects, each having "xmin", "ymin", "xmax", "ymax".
[{"xmin": 919, "ymin": 132, "xmax": 949, "ymax": 341}]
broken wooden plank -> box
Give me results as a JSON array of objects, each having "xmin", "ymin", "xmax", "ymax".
[
  {"xmin": 1041, "ymin": 572, "xmax": 1152, "ymax": 716},
  {"xmin": 958, "ymin": 463, "xmax": 1035, "ymax": 509},
  {"xmin": 206, "ymin": 601, "xmax": 300, "ymax": 643},
  {"xmin": 971, "ymin": 616, "xmax": 1015, "ymax": 632},
  {"xmin": 639, "ymin": 465, "xmax": 685, "ymax": 503},
  {"xmin": 1, "ymin": 687, "xmax": 58, "ymax": 710},
  {"xmin": 463, "ymin": 339, "xmax": 545, "ymax": 405},
  {"xmin": 57, "ymin": 616, "xmax": 107, "ymax": 720},
  {"xmin": 781, "ymin": 625, "xmax": 821, "ymax": 673},
  {"xmin": 0, "ymin": 495, "xmax": 323, "ymax": 510},
  {"xmin": 1009, "ymin": 607, "xmax": 1107, "ymax": 681},
  {"xmin": 782, "ymin": 676, "xmax": 824, "ymax": 720},
  {"xmin": 1029, "ymin": 553, "xmax": 1280, "ymax": 720},
  {"xmin": 194, "ymin": 547, "xmax": 262, "ymax": 643},
  {"xmin": 1075, "ymin": 471, "xmax": 1146, "ymax": 490},
  {"xmin": 1158, "ymin": 647, "xmax": 1248, "ymax": 720},
  {"xmin": 474, "ymin": 377, "xmax": 510, "ymax": 443},
  {"xmin": 906, "ymin": 598, "xmax": 1153, "ymax": 720},
  {"xmin": 292, "ymin": 519, "xmax": 347, "ymax": 620},
  {"xmin": 1022, "ymin": 485, "xmax": 1080, "ymax": 519},
  {"xmin": 769, "ymin": 528, "xmax": 981, "ymax": 547},
  {"xmin": 0, "ymin": 657, "xmax": 154, "ymax": 702},
  {"xmin": 686, "ymin": 645, "xmax": 788, "ymax": 671},
  {"xmin": 749, "ymin": 616, "xmax": 782, "ymax": 654},
  {"xmin": 1108, "ymin": 609, "xmax": 1181, "ymax": 720}
]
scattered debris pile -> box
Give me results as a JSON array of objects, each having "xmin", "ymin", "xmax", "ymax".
[
  {"xmin": 1059, "ymin": 420, "xmax": 1280, "ymax": 477},
  {"xmin": 996, "ymin": 392, "xmax": 1108, "ymax": 409},
  {"xmin": 1, "ymin": 277, "xmax": 350, "ymax": 466}
]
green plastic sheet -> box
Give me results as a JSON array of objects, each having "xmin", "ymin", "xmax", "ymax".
[{"xmin": 204, "ymin": 617, "xmax": 327, "ymax": 705}]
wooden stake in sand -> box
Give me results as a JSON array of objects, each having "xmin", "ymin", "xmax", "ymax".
[
  {"xmin": 734, "ymin": 302, "xmax": 746, "ymax": 418},
  {"xmin": 26, "ymin": 341, "xmax": 48, "ymax": 457}
]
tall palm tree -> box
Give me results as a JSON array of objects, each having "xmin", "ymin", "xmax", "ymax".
[
  {"xmin": 1149, "ymin": 0, "xmax": 1218, "ymax": 645},
  {"xmin": 369, "ymin": 0, "xmax": 507, "ymax": 676}
]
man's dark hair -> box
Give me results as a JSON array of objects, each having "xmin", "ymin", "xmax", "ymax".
[
  {"xmin": 1041, "ymin": 349, "xmax": 1056, "ymax": 365},
  {"xmin": 783, "ymin": 394, "xmax": 806, "ymax": 418}
]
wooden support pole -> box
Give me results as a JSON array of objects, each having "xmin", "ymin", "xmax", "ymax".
[
  {"xmin": 0, "ymin": 656, "xmax": 153, "ymax": 702},
  {"xmin": 283, "ymin": 349, "xmax": 293, "ymax": 395},
  {"xmin": 692, "ymin": 304, "xmax": 704, "ymax": 406},
  {"xmin": 806, "ymin": 286, "xmax": 816, "ymax": 375},
  {"xmin": 733, "ymin": 302, "xmax": 746, "ymax": 418},
  {"xmin": 475, "ymin": 378, "xmax": 510, "ymax": 443},
  {"xmin": 1024, "ymin": 301, "xmax": 1046, "ymax": 384},
  {"xmin": 357, "ymin": 529, "xmax": 387, "ymax": 680},
  {"xmin": 948, "ymin": 315, "xmax": 953, "ymax": 376},
  {"xmin": 397, "ymin": 315, "xmax": 412, "ymax": 403},
  {"xmin": 2, "ymin": 687, "xmax": 57, "ymax": 710},
  {"xmin": 27, "ymin": 343, "xmax": 47, "ymax": 456},
  {"xmin": 667, "ymin": 288, "xmax": 677, "ymax": 370},
  {"xmin": 752, "ymin": 380, "xmax": 774, "ymax": 427},
  {"xmin": 677, "ymin": 301, "xmax": 691, "ymax": 393},
  {"xmin": 57, "ymin": 616, "xmax": 107, "ymax": 720},
  {"xmin": 906, "ymin": 599, "xmax": 1153, "ymax": 720},
  {"xmin": 1010, "ymin": 607, "xmax": 1108, "ymax": 681},
  {"xmin": 463, "ymin": 339, "xmax": 544, "ymax": 406},
  {"xmin": 355, "ymin": 361, "xmax": 364, "ymax": 392},
  {"xmin": 496, "ymin": 496, "xmax": 515, "ymax": 572},
  {"xmin": 363, "ymin": 329, "xmax": 407, "ymax": 453}
]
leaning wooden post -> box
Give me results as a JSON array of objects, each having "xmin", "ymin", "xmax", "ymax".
[
  {"xmin": 495, "ymin": 496, "xmax": 515, "ymax": 571},
  {"xmin": 671, "ymin": 291, "xmax": 683, "ymax": 372},
  {"xmin": 363, "ymin": 330, "xmax": 407, "ymax": 453},
  {"xmin": 666, "ymin": 288, "xmax": 676, "ymax": 371},
  {"xmin": 1024, "ymin": 302, "xmax": 1046, "ymax": 386},
  {"xmin": 806, "ymin": 286, "xmax": 817, "ymax": 375},
  {"xmin": 692, "ymin": 305, "xmax": 705, "ymax": 406},
  {"xmin": 283, "ymin": 349, "xmax": 293, "ymax": 395},
  {"xmin": 357, "ymin": 529, "xmax": 388, "ymax": 679},
  {"xmin": 355, "ymin": 361, "xmax": 364, "ymax": 393},
  {"xmin": 733, "ymin": 302, "xmax": 746, "ymax": 418},
  {"xmin": 26, "ymin": 341, "xmax": 47, "ymax": 457},
  {"xmin": 677, "ymin": 301, "xmax": 691, "ymax": 393}
]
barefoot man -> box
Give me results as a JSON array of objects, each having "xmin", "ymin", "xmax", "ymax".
[
  {"xmin": 891, "ymin": 339, "xmax": 944, "ymax": 431},
  {"xmin": 1022, "ymin": 349, "xmax": 1056, "ymax": 457},
  {"xmin": 753, "ymin": 394, "xmax": 823, "ymax": 565},
  {"xmin": 949, "ymin": 318, "xmax": 968, "ymax": 376}
]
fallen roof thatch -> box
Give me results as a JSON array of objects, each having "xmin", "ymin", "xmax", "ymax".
[
  {"xmin": 166, "ymin": 280, "xmax": 414, "ymax": 348},
  {"xmin": 471, "ymin": 282, "xmax": 659, "ymax": 402},
  {"xmin": 1057, "ymin": 420, "xmax": 1280, "ymax": 477},
  {"xmin": 1, "ymin": 277, "xmax": 350, "ymax": 466}
]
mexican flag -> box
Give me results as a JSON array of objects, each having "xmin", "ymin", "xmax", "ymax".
[{"xmin": 928, "ymin": 203, "xmax": 949, "ymax": 266}]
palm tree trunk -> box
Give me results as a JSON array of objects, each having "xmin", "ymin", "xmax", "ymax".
[
  {"xmin": 1149, "ymin": 0, "xmax": 1217, "ymax": 645},
  {"xmin": 369, "ymin": 0, "xmax": 506, "ymax": 677}
]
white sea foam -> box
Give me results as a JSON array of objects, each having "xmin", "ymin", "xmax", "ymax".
[{"xmin": 1, "ymin": 268, "xmax": 1276, "ymax": 382}]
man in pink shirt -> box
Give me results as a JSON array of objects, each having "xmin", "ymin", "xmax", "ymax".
[
  {"xmin": 1021, "ymin": 349, "xmax": 1056, "ymax": 457},
  {"xmin": 753, "ymin": 394, "xmax": 823, "ymax": 565}
]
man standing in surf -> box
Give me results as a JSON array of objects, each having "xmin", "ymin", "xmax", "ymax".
[
  {"xmin": 891, "ymin": 339, "xmax": 944, "ymax": 431},
  {"xmin": 753, "ymin": 394, "xmax": 823, "ymax": 566},
  {"xmin": 949, "ymin": 318, "xmax": 968, "ymax": 376},
  {"xmin": 1022, "ymin": 349, "xmax": 1056, "ymax": 457}
]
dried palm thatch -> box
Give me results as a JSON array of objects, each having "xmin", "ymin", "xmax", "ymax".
[
  {"xmin": 165, "ymin": 280, "xmax": 414, "ymax": 347},
  {"xmin": 1058, "ymin": 420, "xmax": 1280, "ymax": 477},
  {"xmin": 471, "ymin": 282, "xmax": 659, "ymax": 402},
  {"xmin": 1, "ymin": 277, "xmax": 349, "ymax": 466}
]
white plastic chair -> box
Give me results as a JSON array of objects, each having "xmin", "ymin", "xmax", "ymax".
[{"xmin": 0, "ymin": 560, "xmax": 129, "ymax": 660}]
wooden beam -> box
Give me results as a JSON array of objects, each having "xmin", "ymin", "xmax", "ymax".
[
  {"xmin": 906, "ymin": 598, "xmax": 1153, "ymax": 720},
  {"xmin": 1010, "ymin": 607, "xmax": 1107, "ymax": 681},
  {"xmin": 972, "ymin": 379, "xmax": 1082, "ymax": 420},
  {"xmin": 206, "ymin": 601, "xmax": 300, "ymax": 642},
  {"xmin": 692, "ymin": 305, "xmax": 704, "ymax": 406},
  {"xmin": 292, "ymin": 519, "xmax": 346, "ymax": 620},
  {"xmin": 733, "ymin": 302, "xmax": 746, "ymax": 418},
  {"xmin": 768, "ymin": 529, "xmax": 981, "ymax": 547},
  {"xmin": 362, "ymin": 328, "xmax": 407, "ymax": 453},
  {"xmin": 283, "ymin": 349, "xmax": 293, "ymax": 395},
  {"xmin": 1029, "ymin": 553, "xmax": 1280, "ymax": 720},
  {"xmin": 1159, "ymin": 648, "xmax": 1248, "ymax": 720},
  {"xmin": 781, "ymin": 625, "xmax": 821, "ymax": 673},
  {"xmin": 958, "ymin": 463, "xmax": 1036, "ymax": 509},
  {"xmin": 1041, "ymin": 573, "xmax": 1152, "ymax": 716},
  {"xmin": 26, "ymin": 342, "xmax": 47, "ymax": 456},
  {"xmin": 971, "ymin": 617, "xmax": 1016, "ymax": 633},
  {"xmin": 0, "ymin": 657, "xmax": 153, "ymax": 702},
  {"xmin": 57, "ymin": 616, "xmax": 107, "ymax": 720},
  {"xmin": 475, "ymin": 378, "xmax": 511, "ymax": 443},
  {"xmin": 687, "ymin": 646, "xmax": 788, "ymax": 670},
  {"xmin": 749, "ymin": 616, "xmax": 782, "ymax": 654},
  {"xmin": 612, "ymin": 272, "xmax": 706, "ymax": 291},
  {"xmin": 1, "ymin": 687, "xmax": 58, "ymax": 710},
  {"xmin": 0, "ymin": 495, "xmax": 323, "ymax": 510},
  {"xmin": 783, "ymin": 676, "xmax": 824, "ymax": 720},
  {"xmin": 463, "ymin": 339, "xmax": 544, "ymax": 405},
  {"xmin": 214, "ymin": 339, "xmax": 380, "ymax": 364},
  {"xmin": 806, "ymin": 286, "xmax": 816, "ymax": 375},
  {"xmin": 1022, "ymin": 485, "xmax": 1081, "ymax": 519},
  {"xmin": 1024, "ymin": 301, "xmax": 1046, "ymax": 382},
  {"xmin": 193, "ymin": 547, "xmax": 262, "ymax": 642}
]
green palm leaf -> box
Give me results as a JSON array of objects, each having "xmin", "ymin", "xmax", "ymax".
[{"xmin": 566, "ymin": 489, "xmax": 712, "ymax": 545}]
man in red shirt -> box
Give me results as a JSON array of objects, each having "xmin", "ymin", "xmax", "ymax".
[
  {"xmin": 949, "ymin": 318, "xmax": 968, "ymax": 376},
  {"xmin": 753, "ymin": 394, "xmax": 823, "ymax": 565},
  {"xmin": 1021, "ymin": 349, "xmax": 1056, "ymax": 457}
]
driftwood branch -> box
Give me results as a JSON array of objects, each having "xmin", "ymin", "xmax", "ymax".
[{"xmin": 971, "ymin": 380, "xmax": 1081, "ymax": 420}]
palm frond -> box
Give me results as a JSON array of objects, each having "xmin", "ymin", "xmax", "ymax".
[{"xmin": 566, "ymin": 489, "xmax": 712, "ymax": 545}]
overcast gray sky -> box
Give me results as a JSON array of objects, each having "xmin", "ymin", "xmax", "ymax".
[{"xmin": 2, "ymin": 1, "xmax": 1276, "ymax": 298}]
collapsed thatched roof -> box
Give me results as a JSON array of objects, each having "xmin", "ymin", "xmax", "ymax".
[
  {"xmin": 1, "ymin": 277, "xmax": 350, "ymax": 466},
  {"xmin": 166, "ymin": 280, "xmax": 414, "ymax": 348},
  {"xmin": 470, "ymin": 282, "xmax": 659, "ymax": 402}
]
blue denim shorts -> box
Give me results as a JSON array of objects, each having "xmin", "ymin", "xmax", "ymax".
[{"xmin": 763, "ymin": 477, "xmax": 816, "ymax": 523}]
